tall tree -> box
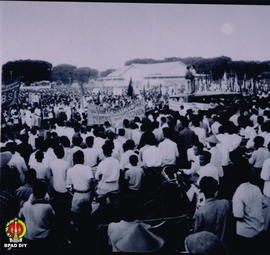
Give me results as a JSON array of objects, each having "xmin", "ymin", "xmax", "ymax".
[
  {"xmin": 73, "ymin": 67, "xmax": 98, "ymax": 85},
  {"xmin": 2, "ymin": 60, "xmax": 52, "ymax": 85},
  {"xmin": 52, "ymin": 64, "xmax": 77, "ymax": 85}
]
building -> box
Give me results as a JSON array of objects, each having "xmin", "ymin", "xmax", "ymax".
[{"xmin": 97, "ymin": 61, "xmax": 192, "ymax": 93}]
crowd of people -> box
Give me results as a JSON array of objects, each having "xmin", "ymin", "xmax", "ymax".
[{"xmin": 1, "ymin": 86, "xmax": 270, "ymax": 255}]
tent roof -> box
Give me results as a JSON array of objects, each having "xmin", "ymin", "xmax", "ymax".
[{"xmin": 107, "ymin": 61, "xmax": 187, "ymax": 78}]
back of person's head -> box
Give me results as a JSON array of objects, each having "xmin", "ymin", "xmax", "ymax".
[
  {"xmin": 200, "ymin": 150, "xmax": 211, "ymax": 165},
  {"xmin": 185, "ymin": 231, "xmax": 226, "ymax": 255},
  {"xmin": 118, "ymin": 128, "xmax": 125, "ymax": 137},
  {"xmin": 102, "ymin": 143, "xmax": 113, "ymax": 157},
  {"xmin": 134, "ymin": 116, "xmax": 141, "ymax": 123},
  {"xmin": 144, "ymin": 132, "xmax": 157, "ymax": 146},
  {"xmin": 192, "ymin": 119, "xmax": 200, "ymax": 127},
  {"xmin": 6, "ymin": 142, "xmax": 17, "ymax": 154},
  {"xmin": 129, "ymin": 154, "xmax": 138, "ymax": 166},
  {"xmin": 35, "ymin": 150, "xmax": 44, "ymax": 162},
  {"xmin": 25, "ymin": 169, "xmax": 37, "ymax": 184},
  {"xmin": 72, "ymin": 136, "xmax": 83, "ymax": 147},
  {"xmin": 199, "ymin": 177, "xmax": 219, "ymax": 198},
  {"xmin": 162, "ymin": 127, "xmax": 171, "ymax": 139},
  {"xmin": 123, "ymin": 140, "xmax": 135, "ymax": 152},
  {"xmin": 123, "ymin": 119, "xmax": 130, "ymax": 128},
  {"xmin": 73, "ymin": 150, "xmax": 84, "ymax": 165},
  {"xmin": 104, "ymin": 121, "xmax": 111, "ymax": 128},
  {"xmin": 107, "ymin": 132, "xmax": 116, "ymax": 141},
  {"xmin": 253, "ymin": 136, "xmax": 265, "ymax": 148},
  {"xmin": 160, "ymin": 116, "xmax": 167, "ymax": 123},
  {"xmin": 86, "ymin": 136, "xmax": 94, "ymax": 148},
  {"xmin": 32, "ymin": 180, "xmax": 47, "ymax": 199},
  {"xmin": 30, "ymin": 127, "xmax": 37, "ymax": 135},
  {"xmin": 60, "ymin": 136, "xmax": 71, "ymax": 148},
  {"xmin": 53, "ymin": 145, "xmax": 65, "ymax": 159}
]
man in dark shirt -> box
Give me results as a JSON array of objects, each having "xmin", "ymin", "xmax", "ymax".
[{"xmin": 194, "ymin": 177, "xmax": 233, "ymax": 250}]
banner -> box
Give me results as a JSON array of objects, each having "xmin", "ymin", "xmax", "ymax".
[
  {"xmin": 1, "ymin": 82, "xmax": 21, "ymax": 107},
  {"xmin": 88, "ymin": 103, "xmax": 145, "ymax": 127},
  {"xmin": 169, "ymin": 99, "xmax": 212, "ymax": 114}
]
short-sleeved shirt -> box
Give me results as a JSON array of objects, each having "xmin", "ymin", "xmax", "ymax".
[
  {"xmin": 261, "ymin": 158, "xmax": 270, "ymax": 197},
  {"xmin": 19, "ymin": 194, "xmax": 55, "ymax": 240},
  {"xmin": 66, "ymin": 164, "xmax": 93, "ymax": 191},
  {"xmin": 194, "ymin": 198, "xmax": 232, "ymax": 244},
  {"xmin": 125, "ymin": 166, "xmax": 144, "ymax": 191},
  {"xmin": 49, "ymin": 158, "xmax": 70, "ymax": 193},
  {"xmin": 232, "ymin": 182, "xmax": 264, "ymax": 238},
  {"xmin": 159, "ymin": 139, "xmax": 179, "ymax": 166}
]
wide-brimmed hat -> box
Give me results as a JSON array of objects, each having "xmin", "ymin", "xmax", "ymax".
[
  {"xmin": 206, "ymin": 135, "xmax": 220, "ymax": 144},
  {"xmin": 115, "ymin": 223, "xmax": 164, "ymax": 253},
  {"xmin": 0, "ymin": 151, "xmax": 12, "ymax": 168},
  {"xmin": 185, "ymin": 231, "xmax": 225, "ymax": 255}
]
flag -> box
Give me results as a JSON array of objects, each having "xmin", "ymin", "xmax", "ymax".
[{"xmin": 1, "ymin": 82, "xmax": 21, "ymax": 107}]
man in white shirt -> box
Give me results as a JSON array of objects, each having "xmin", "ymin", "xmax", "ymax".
[
  {"xmin": 120, "ymin": 140, "xmax": 136, "ymax": 170},
  {"xmin": 125, "ymin": 155, "xmax": 144, "ymax": 191},
  {"xmin": 141, "ymin": 144, "xmax": 163, "ymax": 168},
  {"xmin": 83, "ymin": 136, "xmax": 100, "ymax": 167},
  {"xmin": 93, "ymin": 129, "xmax": 105, "ymax": 151},
  {"xmin": 198, "ymin": 151, "xmax": 219, "ymax": 184},
  {"xmin": 232, "ymin": 170, "xmax": 264, "ymax": 254},
  {"xmin": 191, "ymin": 120, "xmax": 206, "ymax": 146},
  {"xmin": 19, "ymin": 180, "xmax": 55, "ymax": 247},
  {"xmin": 29, "ymin": 150, "xmax": 51, "ymax": 182},
  {"xmin": 206, "ymin": 135, "xmax": 223, "ymax": 178},
  {"xmin": 66, "ymin": 150, "xmax": 94, "ymax": 214},
  {"xmin": 7, "ymin": 142, "xmax": 28, "ymax": 184},
  {"xmin": 261, "ymin": 142, "xmax": 270, "ymax": 198},
  {"xmin": 158, "ymin": 128, "xmax": 179, "ymax": 166},
  {"xmin": 49, "ymin": 146, "xmax": 70, "ymax": 194},
  {"xmin": 95, "ymin": 143, "xmax": 121, "ymax": 197}
]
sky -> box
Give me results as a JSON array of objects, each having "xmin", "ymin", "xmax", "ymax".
[{"xmin": 1, "ymin": 1, "xmax": 270, "ymax": 71}]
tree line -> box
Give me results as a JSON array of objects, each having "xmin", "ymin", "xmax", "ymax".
[
  {"xmin": 125, "ymin": 56, "xmax": 270, "ymax": 81},
  {"xmin": 1, "ymin": 60, "xmax": 112, "ymax": 86},
  {"xmin": 2, "ymin": 57, "xmax": 270, "ymax": 85}
]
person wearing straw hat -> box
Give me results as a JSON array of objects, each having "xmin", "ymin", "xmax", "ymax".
[
  {"xmin": 184, "ymin": 231, "xmax": 226, "ymax": 255},
  {"xmin": 108, "ymin": 222, "xmax": 164, "ymax": 254},
  {"xmin": 108, "ymin": 201, "xmax": 164, "ymax": 254}
]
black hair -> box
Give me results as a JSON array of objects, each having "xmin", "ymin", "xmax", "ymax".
[
  {"xmin": 200, "ymin": 150, "xmax": 211, "ymax": 164},
  {"xmin": 123, "ymin": 140, "xmax": 135, "ymax": 152},
  {"xmin": 102, "ymin": 143, "xmax": 113, "ymax": 157},
  {"xmin": 129, "ymin": 154, "xmax": 138, "ymax": 166},
  {"xmin": 53, "ymin": 145, "xmax": 65, "ymax": 159},
  {"xmin": 73, "ymin": 150, "xmax": 84, "ymax": 165},
  {"xmin": 199, "ymin": 177, "xmax": 218, "ymax": 198},
  {"xmin": 60, "ymin": 136, "xmax": 71, "ymax": 148},
  {"xmin": 35, "ymin": 150, "xmax": 44, "ymax": 162},
  {"xmin": 118, "ymin": 129, "xmax": 125, "ymax": 136},
  {"xmin": 32, "ymin": 180, "xmax": 47, "ymax": 199},
  {"xmin": 72, "ymin": 136, "xmax": 83, "ymax": 147},
  {"xmin": 254, "ymin": 136, "xmax": 265, "ymax": 148},
  {"xmin": 86, "ymin": 136, "xmax": 94, "ymax": 148}
]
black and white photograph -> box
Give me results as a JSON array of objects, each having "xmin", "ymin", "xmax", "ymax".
[{"xmin": 1, "ymin": 1, "xmax": 270, "ymax": 254}]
